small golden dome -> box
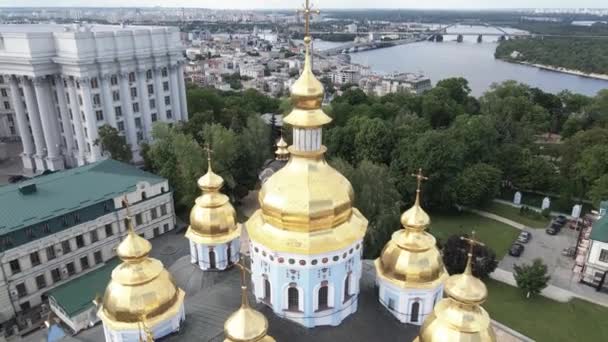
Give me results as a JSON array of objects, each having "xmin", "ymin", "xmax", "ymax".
[
  {"xmin": 98, "ymin": 209, "xmax": 185, "ymax": 330},
  {"xmin": 284, "ymin": 36, "xmax": 331, "ymax": 128},
  {"xmin": 224, "ymin": 286, "xmax": 275, "ymax": 342},
  {"xmin": 186, "ymin": 153, "xmax": 241, "ymax": 245},
  {"xmin": 376, "ymin": 169, "xmax": 447, "ymax": 288},
  {"xmin": 417, "ymin": 237, "xmax": 496, "ymax": 342},
  {"xmin": 275, "ymin": 136, "xmax": 289, "ymax": 161}
]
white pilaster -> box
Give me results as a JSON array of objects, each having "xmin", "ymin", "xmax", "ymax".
[
  {"xmin": 153, "ymin": 67, "xmax": 168, "ymax": 121},
  {"xmin": 293, "ymin": 127, "xmax": 322, "ymax": 152},
  {"xmin": 169, "ymin": 64, "xmax": 182, "ymax": 121},
  {"xmin": 177, "ymin": 63, "xmax": 188, "ymax": 121},
  {"xmin": 137, "ymin": 69, "xmax": 152, "ymax": 140},
  {"xmin": 22, "ymin": 77, "xmax": 46, "ymax": 170},
  {"xmin": 8, "ymin": 75, "xmax": 35, "ymax": 170},
  {"xmin": 118, "ymin": 72, "xmax": 138, "ymax": 149},
  {"xmin": 100, "ymin": 74, "xmax": 117, "ymax": 127},
  {"xmin": 79, "ymin": 77, "xmax": 102, "ymax": 162},
  {"xmin": 33, "ymin": 76, "xmax": 64, "ymax": 170},
  {"xmin": 54, "ymin": 75, "xmax": 75, "ymax": 165},
  {"xmin": 66, "ymin": 78, "xmax": 86, "ymax": 166}
]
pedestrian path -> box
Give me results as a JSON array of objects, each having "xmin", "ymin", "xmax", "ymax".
[{"xmin": 467, "ymin": 208, "xmax": 528, "ymax": 230}]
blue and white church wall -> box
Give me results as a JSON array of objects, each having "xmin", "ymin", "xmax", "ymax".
[
  {"xmin": 249, "ymin": 239, "xmax": 363, "ymax": 328},
  {"xmin": 376, "ymin": 277, "xmax": 443, "ymax": 325},
  {"xmin": 101, "ymin": 304, "xmax": 185, "ymax": 342},
  {"xmin": 189, "ymin": 238, "xmax": 240, "ymax": 271}
]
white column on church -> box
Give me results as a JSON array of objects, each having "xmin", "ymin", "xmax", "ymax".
[
  {"xmin": 137, "ymin": 68, "xmax": 152, "ymax": 140},
  {"xmin": 22, "ymin": 77, "xmax": 46, "ymax": 170},
  {"xmin": 100, "ymin": 74, "xmax": 117, "ymax": 128},
  {"xmin": 118, "ymin": 72, "xmax": 138, "ymax": 148},
  {"xmin": 177, "ymin": 63, "xmax": 189, "ymax": 121},
  {"xmin": 79, "ymin": 77, "xmax": 102, "ymax": 161},
  {"xmin": 66, "ymin": 77, "xmax": 86, "ymax": 165},
  {"xmin": 54, "ymin": 75, "xmax": 75, "ymax": 163},
  {"xmin": 292, "ymin": 127, "xmax": 322, "ymax": 152},
  {"xmin": 154, "ymin": 67, "xmax": 168, "ymax": 121},
  {"xmin": 33, "ymin": 76, "xmax": 64, "ymax": 170},
  {"xmin": 8, "ymin": 75, "xmax": 35, "ymax": 170},
  {"xmin": 169, "ymin": 64, "xmax": 182, "ymax": 121}
]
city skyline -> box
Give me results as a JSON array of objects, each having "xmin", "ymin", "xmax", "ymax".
[{"xmin": 1, "ymin": 0, "xmax": 607, "ymax": 10}]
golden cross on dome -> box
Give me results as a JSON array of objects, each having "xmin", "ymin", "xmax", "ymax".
[
  {"xmin": 297, "ymin": 0, "xmax": 320, "ymax": 37},
  {"xmin": 204, "ymin": 143, "xmax": 214, "ymax": 163},
  {"xmin": 411, "ymin": 168, "xmax": 429, "ymax": 192},
  {"xmin": 461, "ymin": 230, "xmax": 485, "ymax": 256},
  {"xmin": 122, "ymin": 195, "xmax": 132, "ymax": 220},
  {"xmin": 235, "ymin": 259, "xmax": 252, "ymax": 289}
]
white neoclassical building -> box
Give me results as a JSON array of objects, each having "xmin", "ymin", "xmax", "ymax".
[{"xmin": 0, "ymin": 24, "xmax": 188, "ymax": 172}]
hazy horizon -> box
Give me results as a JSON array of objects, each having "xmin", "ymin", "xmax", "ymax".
[{"xmin": 0, "ymin": 0, "xmax": 606, "ymax": 10}]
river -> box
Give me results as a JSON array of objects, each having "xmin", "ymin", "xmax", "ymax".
[{"xmin": 337, "ymin": 25, "xmax": 608, "ymax": 97}]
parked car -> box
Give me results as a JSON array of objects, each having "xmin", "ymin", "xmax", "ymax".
[
  {"xmin": 554, "ymin": 215, "xmax": 568, "ymax": 225},
  {"xmin": 509, "ymin": 243, "xmax": 525, "ymax": 257},
  {"xmin": 517, "ymin": 231, "xmax": 532, "ymax": 243},
  {"xmin": 546, "ymin": 226, "xmax": 559, "ymax": 235}
]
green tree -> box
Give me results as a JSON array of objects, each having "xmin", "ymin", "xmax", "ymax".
[
  {"xmin": 421, "ymin": 87, "xmax": 461, "ymax": 128},
  {"xmin": 331, "ymin": 159, "xmax": 402, "ymax": 258},
  {"xmin": 94, "ymin": 125, "xmax": 132, "ymax": 163},
  {"xmin": 589, "ymin": 175, "xmax": 608, "ymax": 208},
  {"xmin": 451, "ymin": 163, "xmax": 502, "ymax": 207},
  {"xmin": 441, "ymin": 234, "xmax": 498, "ymax": 278},
  {"xmin": 514, "ymin": 258, "xmax": 551, "ymax": 299}
]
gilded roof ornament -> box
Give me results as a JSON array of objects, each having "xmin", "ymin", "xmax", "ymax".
[
  {"xmin": 400, "ymin": 168, "xmax": 431, "ymax": 229},
  {"xmin": 284, "ymin": 0, "xmax": 332, "ymax": 127},
  {"xmin": 224, "ymin": 260, "xmax": 275, "ymax": 342},
  {"xmin": 116, "ymin": 196, "xmax": 152, "ymax": 262},
  {"xmin": 275, "ymin": 135, "xmax": 290, "ymax": 161},
  {"xmin": 416, "ymin": 231, "xmax": 496, "ymax": 342},
  {"xmin": 198, "ymin": 143, "xmax": 224, "ymax": 191}
]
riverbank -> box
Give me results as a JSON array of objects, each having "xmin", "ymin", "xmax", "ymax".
[{"xmin": 498, "ymin": 58, "xmax": 608, "ymax": 81}]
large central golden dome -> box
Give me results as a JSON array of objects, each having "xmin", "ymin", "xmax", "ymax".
[
  {"xmin": 375, "ymin": 181, "xmax": 448, "ymax": 288},
  {"xmin": 245, "ymin": 34, "xmax": 367, "ymax": 255},
  {"xmin": 98, "ymin": 212, "xmax": 185, "ymax": 330}
]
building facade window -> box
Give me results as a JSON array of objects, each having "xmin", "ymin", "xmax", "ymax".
[
  {"xmin": 94, "ymin": 251, "xmax": 103, "ymax": 265},
  {"xmin": 128, "ymin": 72, "xmax": 136, "ymax": 83},
  {"xmin": 163, "ymin": 81, "xmax": 169, "ymax": 91},
  {"xmin": 61, "ymin": 240, "xmax": 71, "ymax": 254},
  {"xmin": 133, "ymin": 102, "xmax": 139, "ymax": 113},
  {"xmin": 151, "ymin": 113, "xmax": 157, "ymax": 122},
  {"xmin": 135, "ymin": 213, "xmax": 143, "ymax": 226},
  {"xmin": 51, "ymin": 268, "xmax": 61, "ymax": 283},
  {"xmin": 117, "ymin": 121, "xmax": 125, "ymax": 131},
  {"xmin": 9, "ymin": 259, "xmax": 21, "ymax": 274},
  {"xmin": 76, "ymin": 235, "xmax": 85, "ymax": 248},
  {"xmin": 90, "ymin": 230, "xmax": 99, "ymax": 243},
  {"xmin": 30, "ymin": 251, "xmax": 41, "ymax": 267},
  {"xmin": 111, "ymin": 75, "xmax": 118, "ymax": 86},
  {"xmin": 600, "ymin": 249, "xmax": 608, "ymax": 263},
  {"xmin": 161, "ymin": 68, "xmax": 168, "ymax": 77},
  {"xmin": 80, "ymin": 256, "xmax": 90, "ymax": 270},
  {"xmin": 90, "ymin": 77, "xmax": 99, "ymax": 89},
  {"xmin": 160, "ymin": 204, "xmax": 168, "ymax": 216},
  {"xmin": 130, "ymin": 87, "xmax": 137, "ymax": 98},
  {"xmin": 318, "ymin": 285, "xmax": 329, "ymax": 310},
  {"xmin": 66, "ymin": 262, "xmax": 76, "ymax": 276},
  {"xmin": 112, "ymin": 91, "xmax": 120, "ymax": 102},
  {"xmin": 147, "ymin": 84, "xmax": 154, "ymax": 94},
  {"xmin": 146, "ymin": 70, "xmax": 153, "ymax": 80},
  {"xmin": 16, "ymin": 283, "xmax": 27, "ymax": 298},
  {"xmin": 105, "ymin": 224, "xmax": 114, "ymax": 237},
  {"xmin": 35, "ymin": 274, "xmax": 46, "ymax": 290},
  {"xmin": 166, "ymin": 110, "xmax": 172, "ymax": 119},
  {"xmin": 135, "ymin": 117, "xmax": 141, "ymax": 128},
  {"xmin": 287, "ymin": 287, "xmax": 299, "ymax": 311},
  {"xmin": 151, "ymin": 208, "xmax": 158, "ymax": 220},
  {"xmin": 164, "ymin": 96, "xmax": 171, "ymax": 106},
  {"xmin": 149, "ymin": 99, "xmax": 155, "ymax": 109},
  {"xmin": 95, "ymin": 110, "xmax": 104, "ymax": 121},
  {"xmin": 93, "ymin": 94, "xmax": 101, "ymax": 105},
  {"xmin": 46, "ymin": 246, "xmax": 56, "ymax": 260}
]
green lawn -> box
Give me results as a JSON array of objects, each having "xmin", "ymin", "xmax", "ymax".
[
  {"xmin": 483, "ymin": 202, "xmax": 550, "ymax": 229},
  {"xmin": 429, "ymin": 212, "xmax": 520, "ymax": 258},
  {"xmin": 485, "ymin": 280, "xmax": 608, "ymax": 342}
]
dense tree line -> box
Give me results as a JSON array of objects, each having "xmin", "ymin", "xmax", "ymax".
[{"xmin": 495, "ymin": 37, "xmax": 608, "ymax": 75}]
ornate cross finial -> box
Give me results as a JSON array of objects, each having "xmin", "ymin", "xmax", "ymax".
[
  {"xmin": 122, "ymin": 195, "xmax": 132, "ymax": 218},
  {"xmin": 411, "ymin": 168, "xmax": 429, "ymax": 193},
  {"xmin": 460, "ymin": 230, "xmax": 485, "ymax": 256},
  {"xmin": 204, "ymin": 143, "xmax": 214, "ymax": 169},
  {"xmin": 297, "ymin": 0, "xmax": 320, "ymax": 38},
  {"xmin": 235, "ymin": 258, "xmax": 252, "ymax": 308}
]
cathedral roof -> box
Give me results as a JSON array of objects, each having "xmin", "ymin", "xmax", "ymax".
[
  {"xmin": 186, "ymin": 148, "xmax": 241, "ymax": 245},
  {"xmin": 375, "ymin": 170, "xmax": 448, "ymax": 288}
]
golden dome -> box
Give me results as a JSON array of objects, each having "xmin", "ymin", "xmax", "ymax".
[
  {"xmin": 98, "ymin": 208, "xmax": 185, "ymax": 330},
  {"xmin": 284, "ymin": 36, "xmax": 332, "ymax": 128},
  {"xmin": 416, "ymin": 237, "xmax": 496, "ymax": 342},
  {"xmin": 224, "ymin": 286, "xmax": 275, "ymax": 342},
  {"xmin": 186, "ymin": 153, "xmax": 241, "ymax": 245},
  {"xmin": 247, "ymin": 152, "xmax": 368, "ymax": 255},
  {"xmin": 275, "ymin": 136, "xmax": 289, "ymax": 161}
]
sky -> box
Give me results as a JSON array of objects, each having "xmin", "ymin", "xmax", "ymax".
[{"xmin": 0, "ymin": 0, "xmax": 605, "ymax": 10}]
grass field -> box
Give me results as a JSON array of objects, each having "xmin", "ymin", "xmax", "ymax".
[
  {"xmin": 485, "ymin": 280, "xmax": 608, "ymax": 342},
  {"xmin": 429, "ymin": 212, "xmax": 520, "ymax": 258},
  {"xmin": 483, "ymin": 202, "xmax": 550, "ymax": 229}
]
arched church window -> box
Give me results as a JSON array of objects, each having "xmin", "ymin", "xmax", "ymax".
[
  {"xmin": 264, "ymin": 277, "xmax": 271, "ymax": 305},
  {"xmin": 209, "ymin": 250, "xmax": 216, "ymax": 269},
  {"xmin": 141, "ymin": 191, "xmax": 147, "ymax": 200},
  {"xmin": 411, "ymin": 301, "xmax": 420, "ymax": 323},
  {"xmin": 288, "ymin": 287, "xmax": 299, "ymax": 311},
  {"xmin": 344, "ymin": 274, "xmax": 351, "ymax": 303},
  {"xmin": 318, "ymin": 285, "xmax": 329, "ymax": 310}
]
